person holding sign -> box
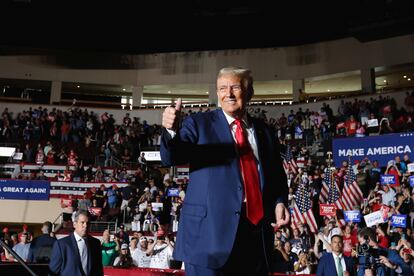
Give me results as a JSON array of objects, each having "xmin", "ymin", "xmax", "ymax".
[{"xmin": 161, "ymin": 67, "xmax": 289, "ymax": 275}]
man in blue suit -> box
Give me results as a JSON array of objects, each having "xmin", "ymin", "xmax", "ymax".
[
  {"xmin": 161, "ymin": 67, "xmax": 290, "ymax": 275},
  {"xmin": 317, "ymin": 235, "xmax": 356, "ymax": 276},
  {"xmin": 49, "ymin": 210, "xmax": 103, "ymax": 276}
]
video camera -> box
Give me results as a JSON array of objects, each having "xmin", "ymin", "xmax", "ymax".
[{"xmin": 357, "ymin": 235, "xmax": 387, "ymax": 270}]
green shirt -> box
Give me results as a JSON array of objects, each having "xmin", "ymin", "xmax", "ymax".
[{"xmin": 101, "ymin": 241, "xmax": 118, "ymax": 266}]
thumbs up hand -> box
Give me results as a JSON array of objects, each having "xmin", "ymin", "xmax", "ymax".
[{"xmin": 162, "ymin": 98, "xmax": 182, "ymax": 130}]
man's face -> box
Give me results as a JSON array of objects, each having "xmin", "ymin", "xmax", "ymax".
[
  {"xmin": 74, "ymin": 214, "xmax": 89, "ymax": 237},
  {"xmin": 331, "ymin": 236, "xmax": 343, "ymax": 254},
  {"xmin": 217, "ymin": 74, "xmax": 249, "ymax": 118}
]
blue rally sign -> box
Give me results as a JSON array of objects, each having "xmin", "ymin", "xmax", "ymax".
[
  {"xmin": 0, "ymin": 180, "xmax": 50, "ymax": 200},
  {"xmin": 344, "ymin": 210, "xmax": 361, "ymax": 223},
  {"xmin": 332, "ymin": 133, "xmax": 414, "ymax": 167},
  {"xmin": 409, "ymin": 176, "xmax": 414, "ymax": 187},
  {"xmin": 390, "ymin": 214, "xmax": 407, "ymax": 228},
  {"xmin": 380, "ymin": 174, "xmax": 396, "ymax": 185},
  {"xmin": 167, "ymin": 188, "xmax": 180, "ymax": 197}
]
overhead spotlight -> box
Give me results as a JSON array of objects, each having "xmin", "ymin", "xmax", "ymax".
[
  {"xmin": 205, "ymin": 92, "xmax": 209, "ymax": 94},
  {"xmin": 77, "ymin": 85, "xmax": 80, "ymax": 88},
  {"xmin": 314, "ymin": 99, "xmax": 317, "ymax": 102},
  {"xmin": 167, "ymin": 91, "xmax": 171, "ymax": 94},
  {"xmin": 408, "ymin": 78, "xmax": 411, "ymax": 81},
  {"xmin": 403, "ymin": 75, "xmax": 407, "ymax": 78},
  {"xmin": 327, "ymin": 89, "xmax": 330, "ymax": 92},
  {"xmin": 284, "ymin": 91, "xmax": 288, "ymax": 93},
  {"xmin": 123, "ymin": 88, "xmax": 126, "ymax": 91},
  {"xmin": 383, "ymin": 80, "xmax": 387, "ymax": 83}
]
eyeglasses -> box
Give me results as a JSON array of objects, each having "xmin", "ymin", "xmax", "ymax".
[{"xmin": 218, "ymin": 85, "xmax": 242, "ymax": 93}]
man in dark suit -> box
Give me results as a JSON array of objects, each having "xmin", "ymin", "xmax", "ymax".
[
  {"xmin": 49, "ymin": 210, "xmax": 103, "ymax": 276},
  {"xmin": 28, "ymin": 221, "xmax": 56, "ymax": 263},
  {"xmin": 161, "ymin": 67, "xmax": 290, "ymax": 275},
  {"xmin": 317, "ymin": 235, "xmax": 355, "ymax": 276}
]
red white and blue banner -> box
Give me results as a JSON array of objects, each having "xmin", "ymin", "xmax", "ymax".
[{"xmin": 50, "ymin": 181, "xmax": 129, "ymax": 198}]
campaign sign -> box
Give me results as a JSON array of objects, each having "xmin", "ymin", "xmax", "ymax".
[
  {"xmin": 380, "ymin": 174, "xmax": 396, "ymax": 185},
  {"xmin": 344, "ymin": 210, "xmax": 361, "ymax": 223},
  {"xmin": 0, "ymin": 179, "xmax": 50, "ymax": 200},
  {"xmin": 167, "ymin": 188, "xmax": 180, "ymax": 197},
  {"xmin": 408, "ymin": 163, "xmax": 414, "ymax": 173},
  {"xmin": 319, "ymin": 204, "xmax": 337, "ymax": 216},
  {"xmin": 409, "ymin": 176, "xmax": 414, "ymax": 187},
  {"xmin": 390, "ymin": 214, "xmax": 407, "ymax": 228},
  {"xmin": 364, "ymin": 210, "xmax": 385, "ymax": 227},
  {"xmin": 332, "ymin": 132, "xmax": 414, "ymax": 166}
]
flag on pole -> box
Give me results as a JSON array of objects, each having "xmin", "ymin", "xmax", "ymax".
[
  {"xmin": 282, "ymin": 145, "xmax": 298, "ymax": 175},
  {"xmin": 341, "ymin": 165, "xmax": 364, "ymax": 210},
  {"xmin": 292, "ymin": 180, "xmax": 318, "ymax": 233}
]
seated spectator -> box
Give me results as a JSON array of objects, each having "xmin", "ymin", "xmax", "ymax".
[{"xmin": 113, "ymin": 243, "xmax": 136, "ymax": 268}]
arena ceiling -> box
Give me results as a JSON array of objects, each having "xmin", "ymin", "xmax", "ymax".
[{"xmin": 0, "ymin": 1, "xmax": 413, "ymax": 56}]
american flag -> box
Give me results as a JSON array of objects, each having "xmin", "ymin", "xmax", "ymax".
[
  {"xmin": 340, "ymin": 165, "xmax": 363, "ymax": 210},
  {"xmin": 326, "ymin": 170, "xmax": 344, "ymax": 210},
  {"xmin": 282, "ymin": 145, "xmax": 298, "ymax": 175},
  {"xmin": 319, "ymin": 168, "xmax": 339, "ymax": 204},
  {"xmin": 292, "ymin": 180, "xmax": 318, "ymax": 233},
  {"xmin": 320, "ymin": 168, "xmax": 346, "ymax": 226}
]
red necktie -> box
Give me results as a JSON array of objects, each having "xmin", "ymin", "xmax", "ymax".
[{"xmin": 234, "ymin": 119, "xmax": 264, "ymax": 225}]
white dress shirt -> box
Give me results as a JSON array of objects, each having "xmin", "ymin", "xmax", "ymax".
[
  {"xmin": 74, "ymin": 231, "xmax": 88, "ymax": 273},
  {"xmin": 332, "ymin": 253, "xmax": 346, "ymax": 274}
]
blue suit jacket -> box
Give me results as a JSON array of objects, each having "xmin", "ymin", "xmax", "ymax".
[
  {"xmin": 161, "ymin": 109, "xmax": 288, "ymax": 269},
  {"xmin": 316, "ymin": 253, "xmax": 355, "ymax": 276},
  {"xmin": 48, "ymin": 233, "xmax": 103, "ymax": 276}
]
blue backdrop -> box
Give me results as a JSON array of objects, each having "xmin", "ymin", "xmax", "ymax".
[
  {"xmin": 0, "ymin": 180, "xmax": 50, "ymax": 200},
  {"xmin": 332, "ymin": 132, "xmax": 414, "ymax": 166}
]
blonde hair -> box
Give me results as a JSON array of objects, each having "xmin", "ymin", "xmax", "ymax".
[{"xmin": 217, "ymin": 67, "xmax": 254, "ymax": 100}]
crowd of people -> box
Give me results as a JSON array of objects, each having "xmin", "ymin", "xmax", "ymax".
[{"xmin": 1, "ymin": 89, "xmax": 414, "ymax": 274}]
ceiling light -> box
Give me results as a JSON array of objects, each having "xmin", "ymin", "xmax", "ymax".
[
  {"xmin": 408, "ymin": 78, "xmax": 411, "ymax": 81},
  {"xmin": 205, "ymin": 91, "xmax": 209, "ymax": 94},
  {"xmin": 403, "ymin": 75, "xmax": 407, "ymax": 78},
  {"xmin": 327, "ymin": 89, "xmax": 330, "ymax": 92},
  {"xmin": 77, "ymin": 85, "xmax": 80, "ymax": 88},
  {"xmin": 167, "ymin": 91, "xmax": 171, "ymax": 94},
  {"xmin": 122, "ymin": 88, "xmax": 126, "ymax": 91},
  {"xmin": 383, "ymin": 80, "xmax": 387, "ymax": 83},
  {"xmin": 284, "ymin": 91, "xmax": 288, "ymax": 93}
]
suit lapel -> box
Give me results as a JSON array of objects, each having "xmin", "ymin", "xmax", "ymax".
[
  {"xmin": 211, "ymin": 109, "xmax": 243, "ymax": 183},
  {"xmin": 70, "ymin": 233, "xmax": 85, "ymax": 275},
  {"xmin": 250, "ymin": 117, "xmax": 267, "ymax": 191},
  {"xmin": 86, "ymin": 236, "xmax": 91, "ymax": 274}
]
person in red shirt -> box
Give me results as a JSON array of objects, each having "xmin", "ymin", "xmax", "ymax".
[
  {"xmin": 342, "ymin": 224, "xmax": 358, "ymax": 257},
  {"xmin": 385, "ymin": 161, "xmax": 401, "ymax": 186},
  {"xmin": 345, "ymin": 115, "xmax": 357, "ymax": 136},
  {"xmin": 376, "ymin": 224, "xmax": 389, "ymax": 248}
]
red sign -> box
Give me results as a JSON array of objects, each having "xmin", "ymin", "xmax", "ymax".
[
  {"xmin": 319, "ymin": 204, "xmax": 337, "ymax": 216},
  {"xmin": 88, "ymin": 207, "xmax": 102, "ymax": 217}
]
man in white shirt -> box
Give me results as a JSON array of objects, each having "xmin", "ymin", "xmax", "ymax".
[
  {"xmin": 148, "ymin": 231, "xmax": 174, "ymax": 269},
  {"xmin": 316, "ymin": 235, "xmax": 355, "ymax": 276},
  {"xmin": 132, "ymin": 237, "xmax": 152, "ymax": 268}
]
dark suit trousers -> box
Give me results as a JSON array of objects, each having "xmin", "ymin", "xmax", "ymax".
[{"xmin": 185, "ymin": 204, "xmax": 270, "ymax": 276}]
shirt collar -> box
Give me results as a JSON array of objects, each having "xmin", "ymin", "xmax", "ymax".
[
  {"xmin": 333, "ymin": 252, "xmax": 343, "ymax": 259},
  {"xmin": 74, "ymin": 231, "xmax": 85, "ymax": 242},
  {"xmin": 222, "ymin": 110, "xmax": 249, "ymax": 127}
]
